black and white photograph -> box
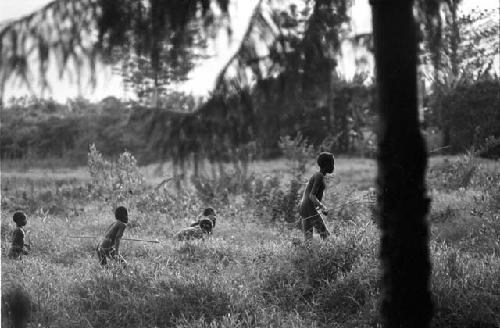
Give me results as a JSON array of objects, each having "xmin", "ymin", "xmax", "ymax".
[{"xmin": 1, "ymin": 0, "xmax": 499, "ymax": 327}]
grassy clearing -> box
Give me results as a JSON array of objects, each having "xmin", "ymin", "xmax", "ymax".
[{"xmin": 2, "ymin": 156, "xmax": 499, "ymax": 327}]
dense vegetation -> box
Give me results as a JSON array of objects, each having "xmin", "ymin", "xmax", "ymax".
[
  {"xmin": 3, "ymin": 75, "xmax": 499, "ymax": 167},
  {"xmin": 2, "ymin": 146, "xmax": 499, "ymax": 327},
  {"xmin": 439, "ymin": 78, "xmax": 500, "ymax": 155},
  {"xmin": 0, "ymin": 83, "xmax": 375, "ymax": 166}
]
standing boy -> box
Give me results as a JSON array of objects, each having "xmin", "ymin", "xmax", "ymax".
[
  {"xmin": 299, "ymin": 152, "xmax": 335, "ymax": 241},
  {"xmin": 97, "ymin": 206, "xmax": 128, "ymax": 266},
  {"xmin": 8, "ymin": 212, "xmax": 31, "ymax": 259}
]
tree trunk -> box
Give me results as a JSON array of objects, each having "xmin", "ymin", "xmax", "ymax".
[
  {"xmin": 193, "ymin": 151, "xmax": 199, "ymax": 178},
  {"xmin": 370, "ymin": 1, "xmax": 433, "ymax": 327},
  {"xmin": 448, "ymin": 0, "xmax": 460, "ymax": 77}
]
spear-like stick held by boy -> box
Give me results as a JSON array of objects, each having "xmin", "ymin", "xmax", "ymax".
[{"xmin": 68, "ymin": 236, "xmax": 161, "ymax": 243}]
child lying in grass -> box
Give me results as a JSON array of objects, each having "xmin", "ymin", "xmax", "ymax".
[
  {"xmin": 96, "ymin": 206, "xmax": 128, "ymax": 267},
  {"xmin": 176, "ymin": 207, "xmax": 217, "ymax": 241},
  {"xmin": 8, "ymin": 212, "xmax": 31, "ymax": 259}
]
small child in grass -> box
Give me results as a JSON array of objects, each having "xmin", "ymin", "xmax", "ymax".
[
  {"xmin": 96, "ymin": 206, "xmax": 128, "ymax": 266},
  {"xmin": 190, "ymin": 207, "xmax": 216, "ymax": 233},
  {"xmin": 176, "ymin": 207, "xmax": 217, "ymax": 241},
  {"xmin": 8, "ymin": 212, "xmax": 31, "ymax": 259},
  {"xmin": 299, "ymin": 152, "xmax": 335, "ymax": 241}
]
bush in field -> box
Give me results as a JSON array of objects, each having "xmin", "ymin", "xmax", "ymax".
[
  {"xmin": 191, "ymin": 162, "xmax": 255, "ymax": 206},
  {"xmin": 88, "ymin": 144, "xmax": 144, "ymax": 206},
  {"xmin": 278, "ymin": 132, "xmax": 315, "ymax": 177},
  {"xmin": 428, "ymin": 138, "xmax": 500, "ymax": 219},
  {"xmin": 428, "ymin": 150, "xmax": 479, "ymax": 190},
  {"xmin": 440, "ymin": 79, "xmax": 500, "ymax": 154},
  {"xmin": 477, "ymin": 135, "xmax": 500, "ymax": 160},
  {"xmin": 135, "ymin": 186, "xmax": 177, "ymax": 214},
  {"xmin": 190, "ymin": 143, "xmax": 257, "ymax": 205},
  {"xmin": 258, "ymin": 133, "xmax": 317, "ymax": 226},
  {"xmin": 473, "ymin": 168, "xmax": 500, "ymax": 216},
  {"xmin": 244, "ymin": 175, "xmax": 280, "ymax": 221}
]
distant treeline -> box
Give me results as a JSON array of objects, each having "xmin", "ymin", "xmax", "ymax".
[
  {"xmin": 0, "ymin": 81, "xmax": 376, "ymax": 165},
  {"xmin": 1, "ymin": 78, "xmax": 498, "ymax": 165},
  {"xmin": 1, "ymin": 96, "xmax": 148, "ymax": 164}
]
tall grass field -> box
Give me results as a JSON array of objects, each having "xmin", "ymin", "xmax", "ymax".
[{"xmin": 1, "ymin": 153, "xmax": 499, "ymax": 328}]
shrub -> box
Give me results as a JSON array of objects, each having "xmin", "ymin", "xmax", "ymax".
[
  {"xmin": 440, "ymin": 79, "xmax": 500, "ymax": 153},
  {"xmin": 88, "ymin": 144, "xmax": 144, "ymax": 207},
  {"xmin": 477, "ymin": 135, "xmax": 500, "ymax": 160},
  {"xmin": 428, "ymin": 151, "xmax": 479, "ymax": 190},
  {"xmin": 191, "ymin": 159, "xmax": 255, "ymax": 206},
  {"xmin": 135, "ymin": 187, "xmax": 177, "ymax": 214},
  {"xmin": 278, "ymin": 132, "xmax": 315, "ymax": 177},
  {"xmin": 244, "ymin": 175, "xmax": 303, "ymax": 226}
]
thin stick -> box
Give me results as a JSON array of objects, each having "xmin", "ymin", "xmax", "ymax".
[
  {"xmin": 429, "ymin": 145, "xmax": 451, "ymax": 153},
  {"xmin": 123, "ymin": 238, "xmax": 161, "ymax": 244},
  {"xmin": 68, "ymin": 236, "xmax": 161, "ymax": 243}
]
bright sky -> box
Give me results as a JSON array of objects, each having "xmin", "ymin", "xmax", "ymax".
[{"xmin": 1, "ymin": 0, "xmax": 498, "ymax": 102}]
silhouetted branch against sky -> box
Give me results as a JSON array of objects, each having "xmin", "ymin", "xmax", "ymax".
[
  {"xmin": 1, "ymin": 0, "xmax": 498, "ymax": 103},
  {"xmin": 1, "ymin": 0, "xmax": 356, "ymax": 103},
  {"xmin": 0, "ymin": 0, "xmax": 233, "ymax": 102}
]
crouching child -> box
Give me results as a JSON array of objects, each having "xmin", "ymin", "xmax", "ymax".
[
  {"xmin": 176, "ymin": 207, "xmax": 217, "ymax": 241},
  {"xmin": 97, "ymin": 206, "xmax": 128, "ymax": 267},
  {"xmin": 8, "ymin": 212, "xmax": 31, "ymax": 259}
]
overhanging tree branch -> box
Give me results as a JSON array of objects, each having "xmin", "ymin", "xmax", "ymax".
[{"xmin": 0, "ymin": 0, "xmax": 231, "ymax": 103}]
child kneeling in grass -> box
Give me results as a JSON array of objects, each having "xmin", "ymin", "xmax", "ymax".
[
  {"xmin": 299, "ymin": 152, "xmax": 335, "ymax": 241},
  {"xmin": 176, "ymin": 207, "xmax": 217, "ymax": 241},
  {"xmin": 97, "ymin": 206, "xmax": 128, "ymax": 266},
  {"xmin": 8, "ymin": 212, "xmax": 31, "ymax": 259}
]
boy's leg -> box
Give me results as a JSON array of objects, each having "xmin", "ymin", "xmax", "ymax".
[
  {"xmin": 117, "ymin": 254, "xmax": 128, "ymax": 267},
  {"xmin": 96, "ymin": 246, "xmax": 108, "ymax": 266},
  {"xmin": 302, "ymin": 215, "xmax": 316, "ymax": 241},
  {"xmin": 314, "ymin": 216, "xmax": 331, "ymax": 240},
  {"xmin": 8, "ymin": 247, "xmax": 22, "ymax": 259},
  {"xmin": 110, "ymin": 249, "xmax": 127, "ymax": 267}
]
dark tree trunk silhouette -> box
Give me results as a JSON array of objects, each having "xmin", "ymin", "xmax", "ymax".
[{"xmin": 370, "ymin": 1, "xmax": 433, "ymax": 327}]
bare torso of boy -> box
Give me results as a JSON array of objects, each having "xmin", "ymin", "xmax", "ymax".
[
  {"xmin": 9, "ymin": 227, "xmax": 28, "ymax": 258},
  {"xmin": 100, "ymin": 221, "xmax": 126, "ymax": 249},
  {"xmin": 299, "ymin": 172, "xmax": 326, "ymax": 218}
]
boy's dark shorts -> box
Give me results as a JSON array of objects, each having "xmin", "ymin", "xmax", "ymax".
[
  {"xmin": 96, "ymin": 246, "xmax": 126, "ymax": 266},
  {"xmin": 302, "ymin": 213, "xmax": 330, "ymax": 240}
]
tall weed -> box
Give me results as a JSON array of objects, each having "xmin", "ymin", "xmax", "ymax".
[{"xmin": 88, "ymin": 144, "xmax": 144, "ymax": 207}]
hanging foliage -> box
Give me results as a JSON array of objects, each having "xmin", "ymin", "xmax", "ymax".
[{"xmin": 0, "ymin": 0, "xmax": 231, "ymax": 101}]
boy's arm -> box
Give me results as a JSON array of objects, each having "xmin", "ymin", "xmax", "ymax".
[
  {"xmin": 190, "ymin": 214, "xmax": 203, "ymax": 227},
  {"xmin": 24, "ymin": 230, "xmax": 31, "ymax": 249},
  {"xmin": 308, "ymin": 174, "xmax": 328, "ymax": 213}
]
